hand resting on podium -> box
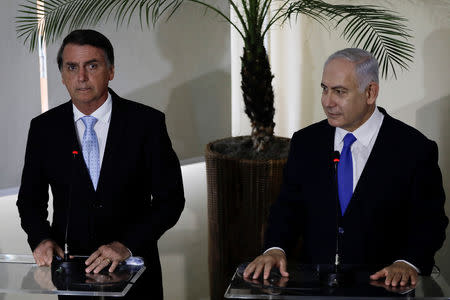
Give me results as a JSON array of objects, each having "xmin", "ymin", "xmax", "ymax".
[
  {"xmin": 243, "ymin": 249, "xmax": 289, "ymax": 280},
  {"xmin": 243, "ymin": 248, "xmax": 418, "ymax": 288},
  {"xmin": 84, "ymin": 241, "xmax": 131, "ymax": 274},
  {"xmin": 370, "ymin": 261, "xmax": 418, "ymax": 287},
  {"xmin": 33, "ymin": 239, "xmax": 64, "ymax": 267},
  {"xmin": 33, "ymin": 239, "xmax": 131, "ymax": 274}
]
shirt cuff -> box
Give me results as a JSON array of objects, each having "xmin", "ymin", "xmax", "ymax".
[
  {"xmin": 264, "ymin": 247, "xmax": 285, "ymax": 255},
  {"xmin": 394, "ymin": 260, "xmax": 420, "ymax": 273}
]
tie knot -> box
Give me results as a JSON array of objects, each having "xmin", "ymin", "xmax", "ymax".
[
  {"xmin": 81, "ymin": 116, "xmax": 98, "ymax": 130},
  {"xmin": 343, "ymin": 133, "xmax": 356, "ymax": 147}
]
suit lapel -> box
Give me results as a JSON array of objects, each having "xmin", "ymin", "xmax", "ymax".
[
  {"xmin": 347, "ymin": 108, "xmax": 392, "ymax": 213},
  {"xmin": 60, "ymin": 101, "xmax": 93, "ymax": 190},
  {"xmin": 61, "ymin": 101, "xmax": 81, "ymax": 153},
  {"xmin": 318, "ymin": 122, "xmax": 337, "ymax": 204},
  {"xmin": 324, "ymin": 124, "xmax": 337, "ymax": 183},
  {"xmin": 96, "ymin": 91, "xmax": 125, "ymax": 193}
]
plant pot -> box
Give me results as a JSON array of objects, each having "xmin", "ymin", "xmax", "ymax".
[{"xmin": 205, "ymin": 136, "xmax": 289, "ymax": 300}]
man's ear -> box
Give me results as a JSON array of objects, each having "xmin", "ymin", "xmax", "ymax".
[{"xmin": 366, "ymin": 82, "xmax": 379, "ymax": 105}]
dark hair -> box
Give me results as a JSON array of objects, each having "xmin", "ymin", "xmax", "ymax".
[{"xmin": 57, "ymin": 29, "xmax": 114, "ymax": 71}]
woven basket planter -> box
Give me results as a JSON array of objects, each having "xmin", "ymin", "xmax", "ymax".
[{"xmin": 205, "ymin": 136, "xmax": 289, "ymax": 300}]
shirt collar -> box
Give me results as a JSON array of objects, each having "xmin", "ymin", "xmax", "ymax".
[
  {"xmin": 335, "ymin": 107, "xmax": 384, "ymax": 147},
  {"xmin": 73, "ymin": 93, "xmax": 112, "ymax": 125}
]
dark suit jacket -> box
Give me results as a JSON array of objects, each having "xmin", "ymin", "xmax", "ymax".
[
  {"xmin": 264, "ymin": 107, "xmax": 448, "ymax": 275},
  {"xmin": 17, "ymin": 89, "xmax": 185, "ymax": 297}
]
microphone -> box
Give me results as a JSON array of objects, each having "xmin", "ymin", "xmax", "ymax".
[
  {"xmin": 328, "ymin": 150, "xmax": 342, "ymax": 287},
  {"xmin": 332, "ymin": 151, "xmax": 340, "ymax": 167}
]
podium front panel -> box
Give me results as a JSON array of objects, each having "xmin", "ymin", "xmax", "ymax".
[{"xmin": 0, "ymin": 254, "xmax": 146, "ymax": 297}]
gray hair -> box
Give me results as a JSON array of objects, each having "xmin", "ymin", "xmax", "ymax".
[{"xmin": 324, "ymin": 48, "xmax": 379, "ymax": 92}]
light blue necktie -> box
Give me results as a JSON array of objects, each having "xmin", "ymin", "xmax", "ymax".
[
  {"xmin": 337, "ymin": 133, "xmax": 357, "ymax": 215},
  {"xmin": 81, "ymin": 116, "xmax": 100, "ymax": 190}
]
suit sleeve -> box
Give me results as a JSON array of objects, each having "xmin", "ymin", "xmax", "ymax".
[
  {"xmin": 120, "ymin": 113, "xmax": 185, "ymax": 254},
  {"xmin": 16, "ymin": 118, "xmax": 52, "ymax": 251},
  {"xmin": 403, "ymin": 140, "xmax": 448, "ymax": 275},
  {"xmin": 264, "ymin": 132, "xmax": 303, "ymax": 255}
]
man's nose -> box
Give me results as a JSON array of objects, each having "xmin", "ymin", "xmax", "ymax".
[
  {"xmin": 322, "ymin": 92, "xmax": 335, "ymax": 107},
  {"xmin": 77, "ymin": 68, "xmax": 88, "ymax": 81}
]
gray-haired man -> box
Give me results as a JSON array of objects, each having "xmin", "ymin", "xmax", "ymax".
[{"xmin": 244, "ymin": 48, "xmax": 448, "ymax": 288}]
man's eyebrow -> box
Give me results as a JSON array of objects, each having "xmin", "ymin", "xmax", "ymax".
[
  {"xmin": 321, "ymin": 83, "xmax": 348, "ymax": 90},
  {"xmin": 84, "ymin": 59, "xmax": 100, "ymax": 65},
  {"xmin": 331, "ymin": 85, "xmax": 348, "ymax": 90},
  {"xmin": 64, "ymin": 59, "xmax": 100, "ymax": 65}
]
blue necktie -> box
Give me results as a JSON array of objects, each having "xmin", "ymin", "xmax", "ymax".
[
  {"xmin": 81, "ymin": 116, "xmax": 100, "ymax": 190},
  {"xmin": 337, "ymin": 133, "xmax": 356, "ymax": 215}
]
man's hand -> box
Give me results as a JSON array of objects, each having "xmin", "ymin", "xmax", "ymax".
[
  {"xmin": 33, "ymin": 239, "xmax": 64, "ymax": 266},
  {"xmin": 369, "ymin": 278, "xmax": 415, "ymax": 294},
  {"xmin": 85, "ymin": 241, "xmax": 131, "ymax": 273},
  {"xmin": 243, "ymin": 249, "xmax": 289, "ymax": 280},
  {"xmin": 370, "ymin": 261, "xmax": 418, "ymax": 287}
]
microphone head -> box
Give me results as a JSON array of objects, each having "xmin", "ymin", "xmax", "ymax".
[{"xmin": 332, "ymin": 151, "xmax": 340, "ymax": 163}]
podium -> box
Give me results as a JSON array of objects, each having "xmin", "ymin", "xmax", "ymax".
[
  {"xmin": 0, "ymin": 254, "xmax": 146, "ymax": 297},
  {"xmin": 225, "ymin": 263, "xmax": 450, "ymax": 299}
]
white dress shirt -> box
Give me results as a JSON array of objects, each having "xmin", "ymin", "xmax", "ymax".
[
  {"xmin": 266, "ymin": 107, "xmax": 419, "ymax": 272},
  {"xmin": 73, "ymin": 93, "xmax": 112, "ymax": 167},
  {"xmin": 334, "ymin": 107, "xmax": 384, "ymax": 191}
]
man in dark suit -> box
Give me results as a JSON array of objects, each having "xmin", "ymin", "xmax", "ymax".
[
  {"xmin": 244, "ymin": 48, "xmax": 448, "ymax": 287},
  {"xmin": 16, "ymin": 29, "xmax": 185, "ymax": 299}
]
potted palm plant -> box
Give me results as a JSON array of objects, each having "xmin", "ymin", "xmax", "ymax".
[{"xmin": 16, "ymin": 1, "xmax": 414, "ymax": 299}]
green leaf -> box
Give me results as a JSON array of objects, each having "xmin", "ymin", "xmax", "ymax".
[
  {"xmin": 16, "ymin": 0, "xmax": 414, "ymax": 80},
  {"xmin": 286, "ymin": 0, "xmax": 415, "ymax": 79}
]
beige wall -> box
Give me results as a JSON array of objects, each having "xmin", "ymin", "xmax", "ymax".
[{"xmin": 0, "ymin": 0, "xmax": 41, "ymax": 189}]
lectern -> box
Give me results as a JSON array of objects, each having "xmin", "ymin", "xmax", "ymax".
[
  {"xmin": 225, "ymin": 263, "xmax": 450, "ymax": 299},
  {"xmin": 0, "ymin": 254, "xmax": 146, "ymax": 297}
]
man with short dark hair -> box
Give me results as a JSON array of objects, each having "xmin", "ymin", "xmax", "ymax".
[
  {"xmin": 244, "ymin": 48, "xmax": 448, "ymax": 288},
  {"xmin": 17, "ymin": 29, "xmax": 185, "ymax": 299}
]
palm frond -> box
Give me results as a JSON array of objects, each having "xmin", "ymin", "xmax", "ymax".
[
  {"xmin": 17, "ymin": 0, "xmax": 415, "ymax": 80},
  {"xmin": 16, "ymin": 0, "xmax": 247, "ymax": 51},
  {"xmin": 261, "ymin": 0, "xmax": 293, "ymax": 38},
  {"xmin": 12, "ymin": 0, "xmax": 183, "ymax": 50},
  {"xmin": 287, "ymin": 0, "xmax": 415, "ymax": 79},
  {"xmin": 17, "ymin": 0, "xmax": 118, "ymax": 51}
]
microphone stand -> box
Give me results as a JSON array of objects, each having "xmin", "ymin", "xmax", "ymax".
[
  {"xmin": 52, "ymin": 150, "xmax": 83, "ymax": 287},
  {"xmin": 63, "ymin": 150, "xmax": 77, "ymax": 261},
  {"xmin": 327, "ymin": 151, "xmax": 343, "ymax": 287}
]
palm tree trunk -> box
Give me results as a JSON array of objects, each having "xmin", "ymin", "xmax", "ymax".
[{"xmin": 241, "ymin": 40, "xmax": 275, "ymax": 152}]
